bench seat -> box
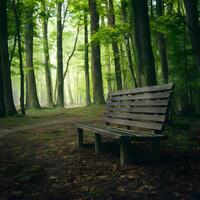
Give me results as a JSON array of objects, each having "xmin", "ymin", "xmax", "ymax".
[{"xmin": 73, "ymin": 122, "xmax": 168, "ymax": 141}]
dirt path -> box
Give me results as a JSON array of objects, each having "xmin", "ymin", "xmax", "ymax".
[{"xmin": 0, "ymin": 117, "xmax": 74, "ymax": 138}]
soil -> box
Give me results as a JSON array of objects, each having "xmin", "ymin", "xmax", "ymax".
[{"xmin": 0, "ymin": 106, "xmax": 199, "ymax": 200}]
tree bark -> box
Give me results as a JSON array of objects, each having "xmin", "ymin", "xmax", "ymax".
[
  {"xmin": 41, "ymin": 1, "xmax": 54, "ymax": 107},
  {"xmin": 13, "ymin": 0, "xmax": 25, "ymax": 115},
  {"xmin": 129, "ymin": 0, "xmax": 157, "ymax": 86},
  {"xmin": 25, "ymin": 6, "xmax": 41, "ymax": 109},
  {"xmin": 184, "ymin": 0, "xmax": 200, "ymax": 72},
  {"xmin": 156, "ymin": 0, "xmax": 168, "ymax": 83},
  {"xmin": 129, "ymin": 0, "xmax": 144, "ymax": 86},
  {"xmin": 108, "ymin": 0, "xmax": 122, "ymax": 90},
  {"xmin": 56, "ymin": 1, "xmax": 64, "ymax": 107},
  {"xmin": 121, "ymin": 0, "xmax": 137, "ymax": 87},
  {"xmin": 84, "ymin": 11, "xmax": 91, "ymax": 105},
  {"xmin": 0, "ymin": 55, "xmax": 6, "ymax": 117},
  {"xmin": 88, "ymin": 0, "xmax": 105, "ymax": 104},
  {"xmin": 0, "ymin": 0, "xmax": 17, "ymax": 115}
]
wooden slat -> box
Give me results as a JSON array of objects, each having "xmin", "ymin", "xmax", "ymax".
[
  {"xmin": 73, "ymin": 122, "xmax": 123, "ymax": 139},
  {"xmin": 73, "ymin": 122, "xmax": 167, "ymax": 140},
  {"xmin": 109, "ymin": 83, "xmax": 174, "ymax": 97},
  {"xmin": 104, "ymin": 126, "xmax": 167, "ymax": 139},
  {"xmin": 104, "ymin": 112, "xmax": 166, "ymax": 122},
  {"xmin": 108, "ymin": 91, "xmax": 171, "ymax": 101},
  {"xmin": 106, "ymin": 99, "xmax": 169, "ymax": 107},
  {"xmin": 104, "ymin": 117, "xmax": 163, "ymax": 131},
  {"xmin": 105, "ymin": 106, "xmax": 167, "ymax": 114}
]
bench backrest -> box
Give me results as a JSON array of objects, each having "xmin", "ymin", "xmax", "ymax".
[{"xmin": 104, "ymin": 83, "xmax": 175, "ymax": 133}]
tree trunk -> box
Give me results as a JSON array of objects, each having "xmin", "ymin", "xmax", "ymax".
[
  {"xmin": 121, "ymin": 0, "xmax": 137, "ymax": 87},
  {"xmin": 13, "ymin": 0, "xmax": 25, "ymax": 115},
  {"xmin": 0, "ymin": 55, "xmax": 6, "ymax": 117},
  {"xmin": 108, "ymin": 0, "xmax": 122, "ymax": 90},
  {"xmin": 129, "ymin": 0, "xmax": 157, "ymax": 86},
  {"xmin": 156, "ymin": 0, "xmax": 169, "ymax": 83},
  {"xmin": 184, "ymin": 0, "xmax": 200, "ymax": 72},
  {"xmin": 41, "ymin": 1, "xmax": 54, "ymax": 107},
  {"xmin": 84, "ymin": 11, "xmax": 91, "ymax": 105},
  {"xmin": 129, "ymin": 0, "xmax": 144, "ymax": 86},
  {"xmin": 25, "ymin": 7, "xmax": 41, "ymax": 109},
  {"xmin": 56, "ymin": 1, "xmax": 64, "ymax": 107},
  {"xmin": 88, "ymin": 0, "xmax": 105, "ymax": 104},
  {"xmin": 0, "ymin": 0, "xmax": 17, "ymax": 115},
  {"xmin": 106, "ymin": 45, "xmax": 112, "ymax": 93}
]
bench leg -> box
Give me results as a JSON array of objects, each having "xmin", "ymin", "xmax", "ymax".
[
  {"xmin": 120, "ymin": 139, "xmax": 129, "ymax": 166},
  {"xmin": 95, "ymin": 133, "xmax": 102, "ymax": 154},
  {"xmin": 77, "ymin": 128, "xmax": 83, "ymax": 149},
  {"xmin": 152, "ymin": 139, "xmax": 160, "ymax": 160}
]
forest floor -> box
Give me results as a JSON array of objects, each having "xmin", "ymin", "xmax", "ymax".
[{"xmin": 0, "ymin": 105, "xmax": 200, "ymax": 200}]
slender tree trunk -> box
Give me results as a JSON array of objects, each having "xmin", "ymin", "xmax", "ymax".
[
  {"xmin": 13, "ymin": 0, "xmax": 25, "ymax": 115},
  {"xmin": 56, "ymin": 1, "xmax": 64, "ymax": 107},
  {"xmin": 84, "ymin": 11, "xmax": 91, "ymax": 105},
  {"xmin": 129, "ymin": 0, "xmax": 157, "ymax": 86},
  {"xmin": 106, "ymin": 45, "xmax": 112, "ymax": 93},
  {"xmin": 0, "ymin": 55, "xmax": 6, "ymax": 117},
  {"xmin": 88, "ymin": 0, "xmax": 105, "ymax": 104},
  {"xmin": 0, "ymin": 0, "xmax": 17, "ymax": 115},
  {"xmin": 108, "ymin": 0, "xmax": 122, "ymax": 90},
  {"xmin": 156, "ymin": 0, "xmax": 169, "ymax": 83},
  {"xmin": 184, "ymin": 0, "xmax": 200, "ymax": 72},
  {"xmin": 121, "ymin": 0, "xmax": 137, "ymax": 87},
  {"xmin": 41, "ymin": 1, "xmax": 54, "ymax": 107},
  {"xmin": 54, "ymin": 27, "xmax": 79, "ymax": 101},
  {"xmin": 25, "ymin": 7, "xmax": 41, "ymax": 109}
]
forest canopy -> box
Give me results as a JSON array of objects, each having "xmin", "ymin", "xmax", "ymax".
[{"xmin": 0, "ymin": 0, "xmax": 200, "ymax": 117}]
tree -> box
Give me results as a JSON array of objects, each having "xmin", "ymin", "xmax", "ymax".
[
  {"xmin": 184, "ymin": 0, "xmax": 200, "ymax": 72},
  {"xmin": 156, "ymin": 0, "xmax": 169, "ymax": 83},
  {"xmin": 107, "ymin": 0, "xmax": 122, "ymax": 90},
  {"xmin": 88, "ymin": 0, "xmax": 105, "ymax": 104},
  {"xmin": 129, "ymin": 0, "xmax": 157, "ymax": 86},
  {"xmin": 56, "ymin": 1, "xmax": 64, "ymax": 107},
  {"xmin": 13, "ymin": 0, "xmax": 25, "ymax": 115},
  {"xmin": 0, "ymin": 0, "xmax": 17, "ymax": 116},
  {"xmin": 41, "ymin": 0, "xmax": 54, "ymax": 107},
  {"xmin": 121, "ymin": 0, "xmax": 137, "ymax": 87},
  {"xmin": 0, "ymin": 56, "xmax": 6, "ymax": 117},
  {"xmin": 25, "ymin": 5, "xmax": 41, "ymax": 109},
  {"xmin": 84, "ymin": 10, "xmax": 91, "ymax": 105}
]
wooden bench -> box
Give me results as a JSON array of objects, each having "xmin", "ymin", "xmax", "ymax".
[{"xmin": 72, "ymin": 83, "xmax": 174, "ymax": 166}]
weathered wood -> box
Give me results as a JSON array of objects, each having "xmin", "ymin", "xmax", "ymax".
[
  {"xmin": 120, "ymin": 138, "xmax": 129, "ymax": 166},
  {"xmin": 109, "ymin": 91, "xmax": 171, "ymax": 101},
  {"xmin": 73, "ymin": 122, "xmax": 122, "ymax": 139},
  {"xmin": 73, "ymin": 122, "xmax": 167, "ymax": 140},
  {"xmin": 77, "ymin": 128, "xmax": 83, "ymax": 149},
  {"xmin": 106, "ymin": 99, "xmax": 169, "ymax": 107},
  {"xmin": 109, "ymin": 83, "xmax": 174, "ymax": 97},
  {"xmin": 104, "ymin": 112, "xmax": 166, "ymax": 122},
  {"xmin": 95, "ymin": 133, "xmax": 102, "ymax": 154},
  {"xmin": 104, "ymin": 117, "xmax": 163, "ymax": 131},
  {"xmin": 72, "ymin": 83, "xmax": 174, "ymax": 166},
  {"xmin": 105, "ymin": 106, "xmax": 167, "ymax": 114}
]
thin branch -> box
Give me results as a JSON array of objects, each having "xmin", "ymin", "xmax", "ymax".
[
  {"xmin": 62, "ymin": 0, "xmax": 71, "ymax": 31},
  {"xmin": 63, "ymin": 26, "xmax": 80, "ymax": 79}
]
